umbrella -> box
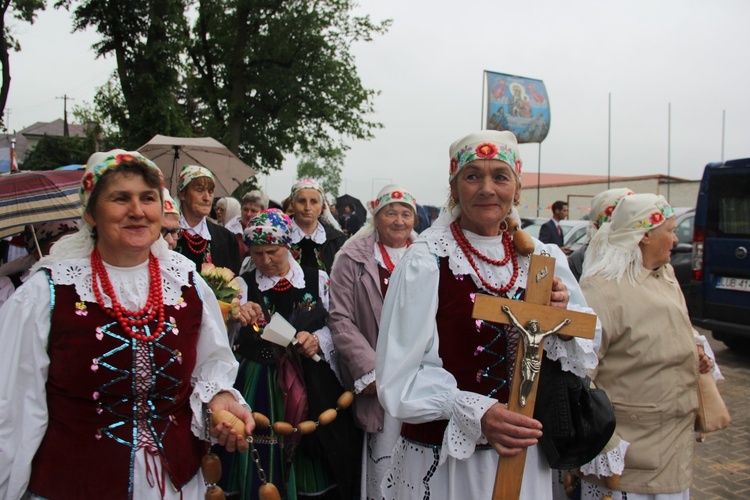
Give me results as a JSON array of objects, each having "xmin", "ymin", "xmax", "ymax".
[
  {"xmin": 0, "ymin": 170, "xmax": 84, "ymax": 239},
  {"xmin": 55, "ymin": 164, "xmax": 84, "ymax": 171},
  {"xmin": 336, "ymin": 194, "xmax": 366, "ymax": 225},
  {"xmin": 138, "ymin": 135, "xmax": 257, "ymax": 197}
]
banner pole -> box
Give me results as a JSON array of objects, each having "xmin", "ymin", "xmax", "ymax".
[
  {"xmin": 607, "ymin": 92, "xmax": 611, "ymax": 189},
  {"xmin": 481, "ymin": 71, "xmax": 486, "ymax": 130},
  {"xmin": 721, "ymin": 109, "xmax": 726, "ymax": 162},
  {"xmin": 667, "ymin": 102, "xmax": 672, "ymax": 203},
  {"xmin": 536, "ymin": 143, "xmax": 542, "ymax": 217}
]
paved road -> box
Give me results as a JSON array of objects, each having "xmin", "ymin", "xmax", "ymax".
[{"xmin": 692, "ymin": 330, "xmax": 750, "ymax": 499}]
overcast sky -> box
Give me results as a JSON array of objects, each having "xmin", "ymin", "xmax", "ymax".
[{"xmin": 7, "ymin": 0, "xmax": 750, "ymax": 208}]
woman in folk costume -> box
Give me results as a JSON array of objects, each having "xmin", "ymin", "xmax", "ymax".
[
  {"xmin": 215, "ymin": 196, "xmax": 243, "ymax": 235},
  {"xmin": 578, "ymin": 193, "xmax": 721, "ymax": 500},
  {"xmin": 289, "ymin": 178, "xmax": 345, "ymax": 274},
  {"xmin": 224, "ymin": 209, "xmax": 360, "ymax": 499},
  {"xmin": 0, "ymin": 150, "xmax": 254, "ymax": 500},
  {"xmin": 328, "ymin": 184, "xmax": 419, "ymax": 499},
  {"xmin": 567, "ymin": 187, "xmax": 634, "ymax": 282},
  {"xmin": 175, "ymin": 164, "xmax": 242, "ymax": 274},
  {"xmin": 374, "ymin": 130, "xmax": 600, "ymax": 499}
]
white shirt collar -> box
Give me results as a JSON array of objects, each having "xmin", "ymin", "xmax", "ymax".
[
  {"xmin": 180, "ymin": 214, "xmax": 212, "ymax": 240},
  {"xmin": 255, "ymin": 253, "xmax": 306, "ymax": 291},
  {"xmin": 291, "ymin": 219, "xmax": 326, "ymax": 244}
]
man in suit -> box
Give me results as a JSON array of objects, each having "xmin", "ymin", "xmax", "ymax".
[{"xmin": 539, "ymin": 200, "xmax": 571, "ymax": 255}]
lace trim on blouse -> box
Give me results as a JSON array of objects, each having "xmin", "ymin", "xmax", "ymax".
[
  {"xmin": 419, "ymin": 225, "xmax": 530, "ymax": 297},
  {"xmin": 439, "ymin": 391, "xmax": 497, "ymax": 464},
  {"xmin": 579, "ymin": 438, "xmax": 630, "ymax": 477},
  {"xmin": 43, "ymin": 251, "xmax": 196, "ymax": 307}
]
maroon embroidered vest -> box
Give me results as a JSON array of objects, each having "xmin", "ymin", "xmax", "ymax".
[
  {"xmin": 28, "ymin": 270, "xmax": 205, "ymax": 499},
  {"xmin": 401, "ymin": 257, "xmax": 517, "ymax": 446}
]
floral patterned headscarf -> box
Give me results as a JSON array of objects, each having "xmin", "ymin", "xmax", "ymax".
[
  {"xmin": 583, "ymin": 193, "xmax": 675, "ymax": 284},
  {"xmin": 244, "ymin": 209, "xmax": 293, "ymax": 249},
  {"xmin": 177, "ymin": 164, "xmax": 216, "ymax": 193},
  {"xmin": 80, "ymin": 150, "xmax": 161, "ymax": 211},
  {"xmin": 586, "ymin": 187, "xmax": 634, "ymax": 241},
  {"xmin": 448, "ymin": 130, "xmax": 522, "ymax": 185},
  {"xmin": 368, "ymin": 183, "xmax": 417, "ymax": 216}
]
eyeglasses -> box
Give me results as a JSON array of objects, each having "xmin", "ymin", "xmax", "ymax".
[{"xmin": 161, "ymin": 228, "xmax": 184, "ymax": 239}]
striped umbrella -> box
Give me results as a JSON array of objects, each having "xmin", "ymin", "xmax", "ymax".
[{"xmin": 0, "ymin": 170, "xmax": 84, "ymax": 238}]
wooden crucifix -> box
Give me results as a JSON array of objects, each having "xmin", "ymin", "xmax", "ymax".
[{"xmin": 471, "ymin": 254, "xmax": 597, "ymax": 500}]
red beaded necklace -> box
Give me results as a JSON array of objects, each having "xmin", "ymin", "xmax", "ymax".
[
  {"xmin": 377, "ymin": 240, "xmax": 411, "ymax": 274},
  {"xmin": 271, "ymin": 278, "xmax": 293, "ymax": 292},
  {"xmin": 90, "ymin": 249, "xmax": 166, "ymax": 342},
  {"xmin": 182, "ymin": 230, "xmax": 209, "ymax": 255},
  {"xmin": 449, "ymin": 219, "xmax": 519, "ymax": 294}
]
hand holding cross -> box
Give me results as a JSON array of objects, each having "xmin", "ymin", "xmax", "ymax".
[{"xmin": 472, "ymin": 254, "xmax": 597, "ymax": 500}]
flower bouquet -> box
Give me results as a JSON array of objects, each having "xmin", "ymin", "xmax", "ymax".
[{"xmin": 200, "ymin": 263, "xmax": 241, "ymax": 323}]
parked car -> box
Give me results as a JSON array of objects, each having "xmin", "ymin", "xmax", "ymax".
[
  {"xmin": 670, "ymin": 207, "xmax": 695, "ymax": 296},
  {"xmin": 520, "ymin": 217, "xmax": 589, "ymax": 251},
  {"xmin": 687, "ymin": 159, "xmax": 750, "ymax": 350}
]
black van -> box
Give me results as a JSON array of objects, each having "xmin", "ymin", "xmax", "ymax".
[{"xmin": 688, "ymin": 159, "xmax": 750, "ymax": 350}]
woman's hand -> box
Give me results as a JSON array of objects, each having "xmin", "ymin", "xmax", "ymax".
[
  {"xmin": 295, "ymin": 330, "xmax": 320, "ymax": 358},
  {"xmin": 481, "ymin": 403, "xmax": 543, "ymax": 457},
  {"xmin": 236, "ymin": 301, "xmax": 263, "ymax": 327},
  {"xmin": 360, "ymin": 381, "xmax": 377, "ymax": 396},
  {"xmin": 208, "ymin": 392, "xmax": 255, "ymax": 452},
  {"xmin": 697, "ymin": 345, "xmax": 713, "ymax": 374},
  {"xmin": 549, "ymin": 277, "xmax": 569, "ymax": 309}
]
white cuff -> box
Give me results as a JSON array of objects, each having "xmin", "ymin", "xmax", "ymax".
[
  {"xmin": 439, "ymin": 391, "xmax": 497, "ymax": 464},
  {"xmin": 354, "ymin": 370, "xmax": 376, "ymax": 394}
]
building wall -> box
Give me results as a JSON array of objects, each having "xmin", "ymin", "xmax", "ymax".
[{"xmin": 518, "ymin": 179, "xmax": 699, "ymax": 220}]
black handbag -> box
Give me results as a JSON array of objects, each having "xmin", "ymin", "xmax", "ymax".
[{"xmin": 533, "ymin": 356, "xmax": 616, "ymax": 469}]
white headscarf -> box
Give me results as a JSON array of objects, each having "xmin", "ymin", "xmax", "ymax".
[
  {"xmin": 585, "ymin": 187, "xmax": 634, "ymax": 241},
  {"xmin": 434, "ymin": 130, "xmax": 523, "ymax": 229},
  {"xmin": 582, "ymin": 193, "xmax": 675, "ymax": 285},
  {"xmin": 290, "ymin": 178, "xmax": 342, "ymax": 231},
  {"xmin": 343, "ymin": 183, "xmax": 418, "ymax": 247}
]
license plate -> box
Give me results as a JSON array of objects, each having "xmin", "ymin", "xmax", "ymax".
[{"xmin": 716, "ymin": 276, "xmax": 750, "ymax": 292}]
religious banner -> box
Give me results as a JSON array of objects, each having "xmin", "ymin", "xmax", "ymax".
[{"xmin": 485, "ymin": 71, "xmax": 550, "ymax": 144}]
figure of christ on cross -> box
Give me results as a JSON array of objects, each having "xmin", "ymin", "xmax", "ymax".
[{"xmin": 501, "ymin": 305, "xmax": 571, "ymax": 407}]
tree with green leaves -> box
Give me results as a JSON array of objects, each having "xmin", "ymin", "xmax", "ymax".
[
  {"xmin": 188, "ymin": 0, "xmax": 389, "ymax": 175},
  {"xmin": 0, "ymin": 0, "xmax": 46, "ymax": 131},
  {"xmin": 21, "ymin": 134, "xmax": 95, "ymax": 170},
  {"xmin": 296, "ymin": 147, "xmax": 344, "ymax": 198},
  {"xmin": 62, "ymin": 0, "xmax": 388, "ymax": 181},
  {"xmin": 56, "ymin": 0, "xmax": 192, "ymax": 148}
]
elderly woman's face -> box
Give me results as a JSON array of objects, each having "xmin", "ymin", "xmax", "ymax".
[
  {"xmin": 180, "ymin": 178, "xmax": 215, "ymax": 219},
  {"xmin": 293, "ymin": 188, "xmax": 323, "ymax": 226},
  {"xmin": 639, "ymin": 216, "xmax": 678, "ymax": 269},
  {"xmin": 84, "ymin": 172, "xmax": 162, "ymax": 264},
  {"xmin": 374, "ymin": 202, "xmax": 415, "ymax": 248},
  {"xmin": 452, "ymin": 159, "xmax": 519, "ymax": 236},
  {"xmin": 214, "ymin": 204, "xmax": 226, "ymax": 223},
  {"xmin": 249, "ymin": 244, "xmax": 291, "ymax": 277},
  {"xmin": 241, "ymin": 201, "xmax": 263, "ymax": 223}
]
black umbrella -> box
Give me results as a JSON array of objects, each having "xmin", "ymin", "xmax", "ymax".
[{"xmin": 336, "ymin": 194, "xmax": 367, "ymax": 225}]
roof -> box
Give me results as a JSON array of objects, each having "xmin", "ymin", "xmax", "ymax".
[
  {"xmin": 520, "ymin": 172, "xmax": 692, "ymax": 189},
  {"xmin": 0, "ymin": 119, "xmax": 89, "ymax": 165}
]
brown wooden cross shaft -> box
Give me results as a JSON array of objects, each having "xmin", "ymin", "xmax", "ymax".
[{"xmin": 471, "ymin": 254, "xmax": 597, "ymax": 500}]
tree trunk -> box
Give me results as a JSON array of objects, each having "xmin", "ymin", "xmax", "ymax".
[{"xmin": 0, "ymin": 1, "xmax": 12, "ymax": 130}]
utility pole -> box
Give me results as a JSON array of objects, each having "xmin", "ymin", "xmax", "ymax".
[{"xmin": 56, "ymin": 95, "xmax": 74, "ymax": 137}]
